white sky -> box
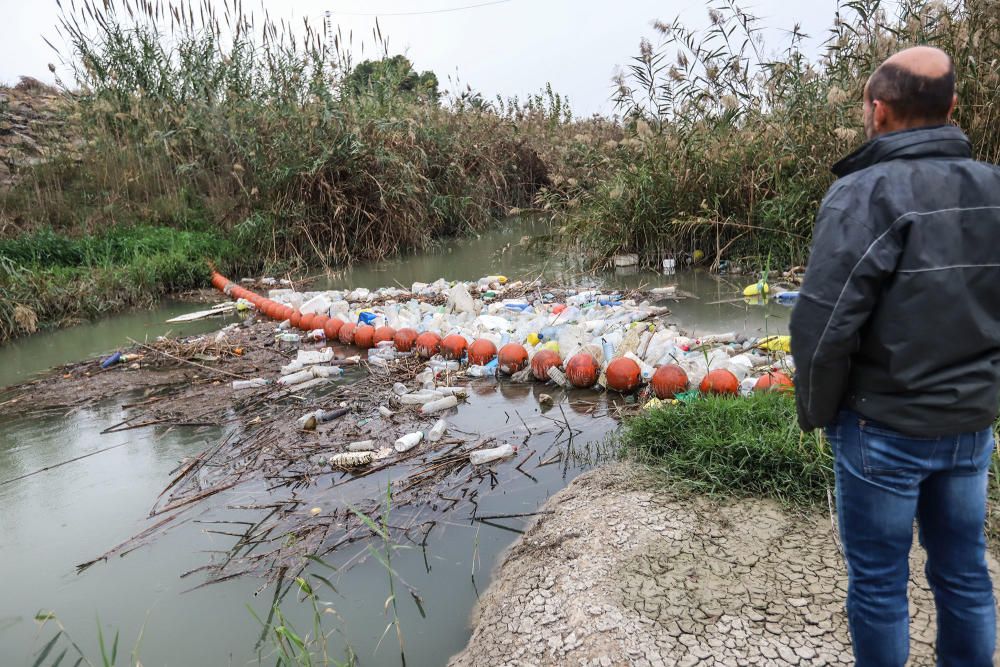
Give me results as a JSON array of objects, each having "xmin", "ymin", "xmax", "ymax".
[{"xmin": 2, "ymin": 0, "xmax": 843, "ymax": 116}]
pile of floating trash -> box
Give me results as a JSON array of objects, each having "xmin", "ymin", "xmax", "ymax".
[{"xmin": 210, "ymin": 271, "xmax": 794, "ymax": 405}]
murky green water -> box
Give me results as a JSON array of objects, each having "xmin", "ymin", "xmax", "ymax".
[{"xmin": 0, "ymin": 219, "xmax": 789, "ymax": 666}]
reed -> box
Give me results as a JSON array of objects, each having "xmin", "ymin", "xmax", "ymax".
[{"xmin": 559, "ymin": 0, "xmax": 1000, "ymax": 268}]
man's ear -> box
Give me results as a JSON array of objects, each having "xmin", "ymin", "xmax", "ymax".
[
  {"xmin": 873, "ymin": 99, "xmax": 891, "ymax": 132},
  {"xmin": 948, "ymin": 93, "xmax": 958, "ymax": 120}
]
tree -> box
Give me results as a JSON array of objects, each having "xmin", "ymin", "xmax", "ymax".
[{"xmin": 343, "ymin": 55, "xmax": 439, "ymax": 104}]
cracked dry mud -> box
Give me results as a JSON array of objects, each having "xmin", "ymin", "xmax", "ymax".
[{"xmin": 449, "ymin": 464, "xmax": 1000, "ymax": 666}]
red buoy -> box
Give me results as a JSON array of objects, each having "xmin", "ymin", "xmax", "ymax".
[
  {"xmin": 324, "ymin": 318, "xmax": 344, "ymax": 341},
  {"xmin": 374, "ymin": 326, "xmax": 397, "ymax": 346},
  {"xmin": 354, "ymin": 324, "xmax": 376, "ymax": 349},
  {"xmin": 338, "ymin": 322, "xmax": 357, "ymax": 345},
  {"xmin": 415, "ymin": 332, "xmax": 442, "ymax": 359},
  {"xmin": 497, "ymin": 343, "xmax": 529, "ymax": 375},
  {"xmin": 565, "ymin": 353, "xmax": 599, "ymax": 389},
  {"xmin": 700, "ymin": 369, "xmax": 739, "ymax": 396},
  {"xmin": 299, "ymin": 313, "xmax": 318, "ymax": 332},
  {"xmin": 440, "ymin": 334, "xmax": 468, "ymax": 361},
  {"xmin": 754, "ymin": 371, "xmax": 794, "ymax": 393},
  {"xmin": 531, "ymin": 349, "xmax": 562, "ymax": 382},
  {"xmin": 394, "ymin": 328, "xmax": 419, "ymax": 352},
  {"xmin": 468, "ymin": 339, "xmax": 497, "ymax": 366},
  {"xmin": 606, "ymin": 357, "xmax": 642, "ymax": 393},
  {"xmin": 290, "ymin": 311, "xmax": 303, "ymax": 329},
  {"xmin": 651, "ymin": 365, "xmax": 689, "ymax": 399},
  {"xmin": 312, "ymin": 314, "xmax": 330, "ymax": 332}
]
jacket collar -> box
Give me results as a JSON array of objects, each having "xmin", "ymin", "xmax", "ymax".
[{"xmin": 832, "ymin": 125, "xmax": 972, "ymax": 178}]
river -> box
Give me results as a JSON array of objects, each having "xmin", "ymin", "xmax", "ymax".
[{"xmin": 0, "ymin": 219, "xmax": 789, "ymax": 666}]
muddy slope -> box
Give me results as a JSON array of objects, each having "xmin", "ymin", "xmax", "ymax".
[{"xmin": 450, "ymin": 464, "xmax": 1000, "ymax": 666}]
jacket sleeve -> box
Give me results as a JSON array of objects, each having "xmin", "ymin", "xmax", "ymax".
[{"xmin": 789, "ymin": 198, "xmax": 900, "ymax": 432}]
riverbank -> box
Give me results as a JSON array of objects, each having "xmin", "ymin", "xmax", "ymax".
[{"xmin": 450, "ymin": 463, "xmax": 1000, "ymax": 666}]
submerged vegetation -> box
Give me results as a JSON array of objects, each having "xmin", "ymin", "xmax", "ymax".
[{"xmin": 2, "ymin": 0, "xmax": 1000, "ymax": 340}]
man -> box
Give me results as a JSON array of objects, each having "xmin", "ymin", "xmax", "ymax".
[{"xmin": 790, "ymin": 46, "xmax": 1000, "ymax": 666}]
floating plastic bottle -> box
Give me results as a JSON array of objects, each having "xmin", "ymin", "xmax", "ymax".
[
  {"xmin": 394, "ymin": 431, "xmax": 423, "ymax": 453},
  {"xmin": 278, "ymin": 369, "xmax": 314, "ymax": 386},
  {"xmin": 232, "ymin": 378, "xmax": 267, "ymax": 390},
  {"xmin": 774, "ymin": 291, "xmax": 800, "ymax": 305},
  {"xmin": 379, "ymin": 406, "xmax": 394, "ymax": 418},
  {"xmin": 421, "ymin": 395, "xmax": 459, "ymax": 415},
  {"xmin": 297, "ymin": 348, "xmax": 334, "ymax": 365},
  {"xmin": 348, "ymin": 440, "xmax": 377, "ymax": 452},
  {"xmin": 469, "ymin": 444, "xmax": 515, "ymax": 465},
  {"xmin": 428, "ymin": 418, "xmax": 447, "ymax": 442}
]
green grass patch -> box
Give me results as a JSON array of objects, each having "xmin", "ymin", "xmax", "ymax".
[
  {"xmin": 621, "ymin": 393, "xmax": 832, "ymax": 506},
  {"xmin": 0, "ymin": 225, "xmax": 269, "ymax": 341}
]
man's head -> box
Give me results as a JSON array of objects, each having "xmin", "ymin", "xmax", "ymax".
[{"xmin": 862, "ymin": 46, "xmax": 957, "ymax": 140}]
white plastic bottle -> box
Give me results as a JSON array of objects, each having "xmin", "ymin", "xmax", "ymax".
[
  {"xmin": 469, "ymin": 444, "xmax": 515, "ymax": 465},
  {"xmin": 427, "ymin": 418, "xmax": 447, "ymax": 442},
  {"xmin": 394, "ymin": 431, "xmax": 424, "ymax": 453}
]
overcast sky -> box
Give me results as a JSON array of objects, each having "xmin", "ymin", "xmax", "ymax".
[{"xmin": 3, "ymin": 0, "xmax": 844, "ymax": 116}]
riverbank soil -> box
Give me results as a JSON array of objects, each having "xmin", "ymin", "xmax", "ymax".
[{"xmin": 450, "ymin": 464, "xmax": 1000, "ymax": 666}]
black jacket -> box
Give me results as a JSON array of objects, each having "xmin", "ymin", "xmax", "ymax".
[{"xmin": 790, "ymin": 125, "xmax": 1000, "ymax": 436}]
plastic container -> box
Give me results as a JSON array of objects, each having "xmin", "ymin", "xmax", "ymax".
[
  {"xmin": 469, "ymin": 444, "xmax": 516, "ymax": 465},
  {"xmin": 398, "ymin": 391, "xmax": 443, "ymax": 405},
  {"xmin": 232, "ymin": 378, "xmax": 267, "ymax": 390},
  {"xmin": 278, "ymin": 369, "xmax": 314, "ymax": 386},
  {"xmin": 348, "ymin": 440, "xmax": 377, "ymax": 452},
  {"xmin": 427, "ymin": 418, "xmax": 448, "ymax": 442},
  {"xmin": 311, "ymin": 366, "xmax": 344, "ymax": 379},
  {"xmin": 421, "ymin": 395, "xmax": 459, "ymax": 415},
  {"xmin": 774, "ymin": 291, "xmax": 800, "ymax": 305},
  {"xmin": 394, "ymin": 431, "xmax": 424, "ymax": 453}
]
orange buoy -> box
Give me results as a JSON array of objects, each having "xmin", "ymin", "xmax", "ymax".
[
  {"xmin": 441, "ymin": 334, "xmax": 468, "ymax": 361},
  {"xmin": 278, "ymin": 305, "xmax": 293, "ymax": 321},
  {"xmin": 354, "ymin": 324, "xmax": 376, "ymax": 349},
  {"xmin": 565, "ymin": 353, "xmax": 600, "ymax": 389},
  {"xmin": 651, "ymin": 365, "xmax": 689, "ymax": 399},
  {"xmin": 290, "ymin": 311, "xmax": 303, "ymax": 329},
  {"xmin": 324, "ymin": 318, "xmax": 344, "ymax": 341},
  {"xmin": 700, "ymin": 368, "xmax": 739, "ymax": 396},
  {"xmin": 374, "ymin": 326, "xmax": 396, "ymax": 346},
  {"xmin": 338, "ymin": 322, "xmax": 357, "ymax": 345},
  {"xmin": 531, "ymin": 349, "xmax": 562, "ymax": 382},
  {"xmin": 606, "ymin": 357, "xmax": 642, "ymax": 393},
  {"xmin": 552, "ymin": 304, "xmax": 567, "ymax": 315},
  {"xmin": 497, "ymin": 343, "xmax": 529, "ymax": 375},
  {"xmin": 394, "ymin": 328, "xmax": 419, "ymax": 352},
  {"xmin": 299, "ymin": 313, "xmax": 319, "ymax": 331},
  {"xmin": 754, "ymin": 371, "xmax": 794, "ymax": 393},
  {"xmin": 468, "ymin": 339, "xmax": 497, "ymax": 366},
  {"xmin": 415, "ymin": 332, "xmax": 442, "ymax": 359},
  {"xmin": 312, "ymin": 314, "xmax": 330, "ymax": 331}
]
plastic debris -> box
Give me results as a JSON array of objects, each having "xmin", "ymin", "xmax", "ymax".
[
  {"xmin": 469, "ymin": 443, "xmax": 516, "ymax": 465},
  {"xmin": 421, "ymin": 395, "xmax": 459, "ymax": 415},
  {"xmin": 427, "ymin": 418, "xmax": 448, "ymax": 442},
  {"xmin": 329, "ymin": 451, "xmax": 375, "ymax": 467},
  {"xmin": 394, "ymin": 431, "xmax": 423, "ymax": 453},
  {"xmin": 232, "ymin": 378, "xmax": 268, "ymax": 390}
]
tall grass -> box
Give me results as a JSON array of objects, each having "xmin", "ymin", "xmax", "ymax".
[
  {"xmin": 560, "ymin": 0, "xmax": 1000, "ymax": 268},
  {"xmin": 0, "ymin": 0, "xmax": 567, "ymax": 340}
]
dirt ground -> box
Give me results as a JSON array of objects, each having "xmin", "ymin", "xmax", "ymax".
[{"xmin": 450, "ymin": 464, "xmax": 1000, "ymax": 667}]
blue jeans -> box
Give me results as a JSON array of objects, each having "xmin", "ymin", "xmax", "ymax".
[{"xmin": 827, "ymin": 410, "xmax": 996, "ymax": 666}]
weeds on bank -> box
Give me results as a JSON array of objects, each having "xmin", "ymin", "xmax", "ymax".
[
  {"xmin": 625, "ymin": 393, "xmax": 1000, "ymax": 548},
  {"xmin": 622, "ymin": 393, "xmax": 832, "ymax": 505}
]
